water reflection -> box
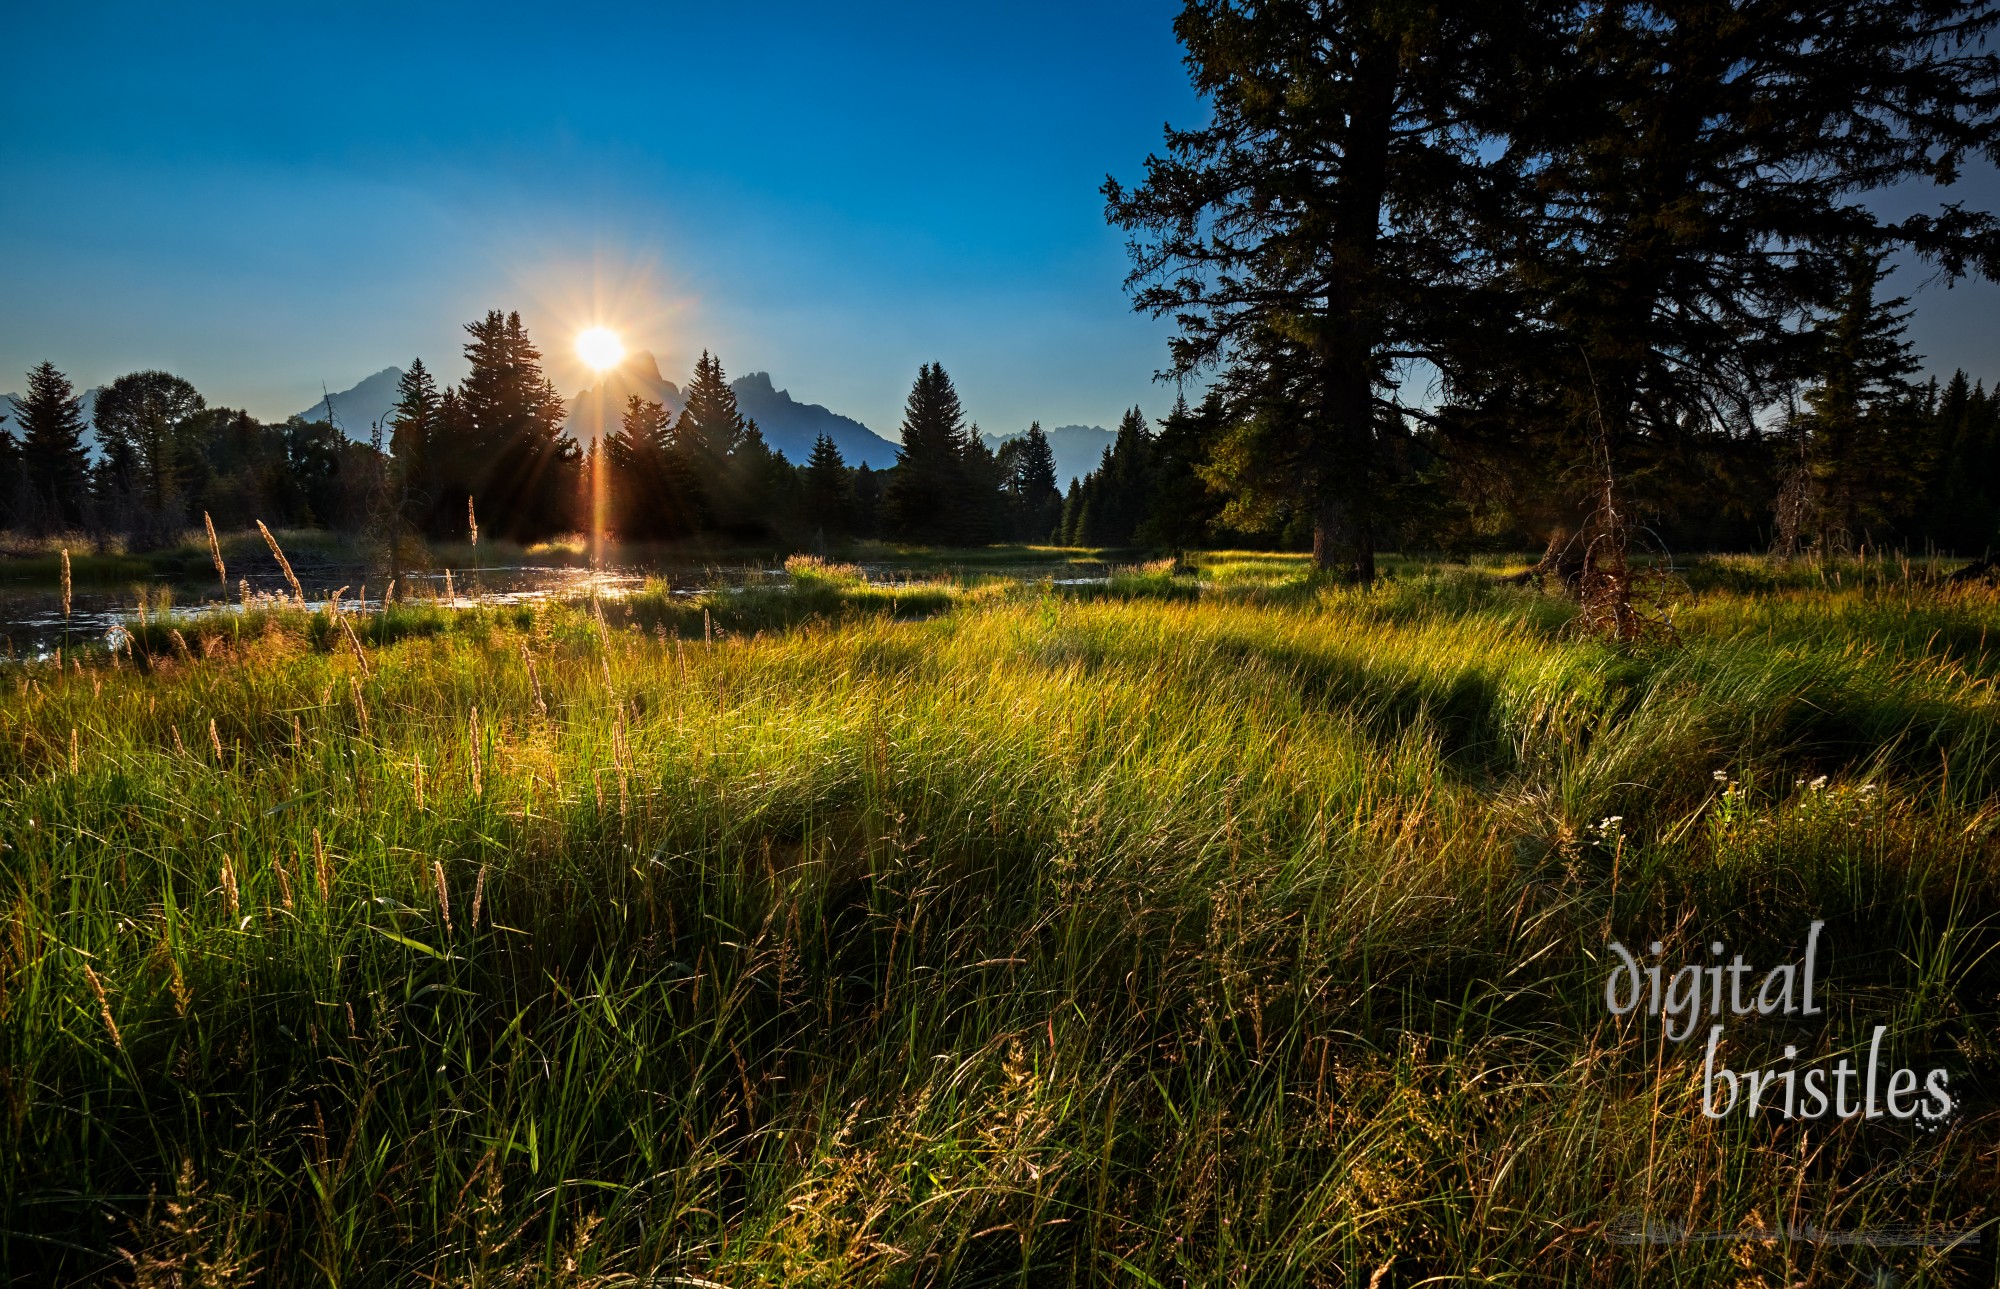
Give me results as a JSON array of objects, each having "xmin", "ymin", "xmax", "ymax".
[{"xmin": 0, "ymin": 558, "xmax": 1108, "ymax": 660}]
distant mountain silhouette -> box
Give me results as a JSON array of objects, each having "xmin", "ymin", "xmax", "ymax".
[
  {"xmin": 730, "ymin": 371, "xmax": 901, "ymax": 469},
  {"xmin": 567, "ymin": 355, "xmax": 901, "ymax": 469},
  {"xmin": 981, "ymin": 424, "xmax": 1115, "ymax": 489},
  {"xmin": 293, "ymin": 367, "xmax": 404, "ymax": 438}
]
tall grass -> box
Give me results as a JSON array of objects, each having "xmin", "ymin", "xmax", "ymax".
[{"xmin": 2, "ymin": 559, "xmax": 1997, "ymax": 1285}]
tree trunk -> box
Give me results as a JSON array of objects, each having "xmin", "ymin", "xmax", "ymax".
[
  {"xmin": 1306, "ymin": 34, "xmax": 1397, "ymax": 588},
  {"xmin": 1312, "ymin": 489, "xmax": 1375, "ymax": 585}
]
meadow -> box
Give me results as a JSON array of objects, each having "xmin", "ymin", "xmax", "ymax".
[{"xmin": 2, "ymin": 551, "xmax": 1997, "ymax": 1286}]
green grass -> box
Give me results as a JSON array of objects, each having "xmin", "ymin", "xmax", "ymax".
[{"xmin": 4, "ymin": 556, "xmax": 1999, "ymax": 1285}]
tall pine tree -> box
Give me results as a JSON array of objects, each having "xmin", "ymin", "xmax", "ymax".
[
  {"xmin": 603, "ymin": 394, "xmax": 699, "ymax": 539},
  {"xmin": 675, "ymin": 351, "xmax": 749, "ymax": 531},
  {"xmin": 387, "ymin": 358, "xmax": 442, "ymax": 534},
  {"xmin": 13, "ymin": 362, "xmax": 92, "ymax": 531},
  {"xmin": 1789, "ymin": 245, "xmax": 1924, "ymax": 552},
  {"xmin": 884, "ymin": 362, "xmax": 970, "ymax": 543},
  {"xmin": 803, "ymin": 433, "xmax": 852, "ymax": 539},
  {"xmin": 454, "ymin": 311, "xmax": 578, "ymax": 541},
  {"xmin": 1107, "ymin": 0, "xmax": 1547, "ymax": 581},
  {"xmin": 1005, "ymin": 422, "xmax": 1064, "ymax": 541}
]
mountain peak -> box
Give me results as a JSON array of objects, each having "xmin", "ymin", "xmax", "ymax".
[{"xmin": 293, "ymin": 367, "xmax": 406, "ymax": 436}]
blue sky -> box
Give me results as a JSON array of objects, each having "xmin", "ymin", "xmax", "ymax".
[
  {"xmin": 3, "ymin": 2, "xmax": 1995, "ymax": 438},
  {"xmin": 0, "ymin": 1, "xmax": 1197, "ymax": 435}
]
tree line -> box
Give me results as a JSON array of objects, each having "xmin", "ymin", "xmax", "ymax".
[{"xmin": 0, "ymin": 312, "xmax": 1071, "ymax": 550}]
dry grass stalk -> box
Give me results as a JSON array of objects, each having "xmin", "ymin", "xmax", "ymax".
[
  {"xmin": 313, "ymin": 830, "xmax": 332, "ymax": 902},
  {"xmin": 414, "ymin": 757, "xmax": 425, "ymax": 808},
  {"xmin": 69, "ymin": 726, "xmax": 79, "ymax": 775},
  {"xmin": 60, "ymin": 548, "xmax": 72, "ymax": 621},
  {"xmin": 83, "ymin": 964, "xmax": 122, "ymax": 1050},
  {"xmin": 171, "ymin": 629, "xmax": 194, "ymax": 662},
  {"xmin": 339, "ymin": 613, "xmax": 372, "ymax": 679},
  {"xmin": 255, "ymin": 521, "xmax": 305, "ymax": 607},
  {"xmin": 468, "ymin": 497, "xmax": 478, "ymax": 549},
  {"xmin": 220, "ymin": 857, "xmax": 239, "ymax": 917},
  {"xmin": 238, "ymin": 578, "xmax": 249, "ymax": 609},
  {"xmin": 204, "ymin": 512, "xmax": 226, "ymax": 587},
  {"xmin": 470, "ymin": 863, "xmax": 487, "ymax": 930},
  {"xmin": 208, "ymin": 718, "xmax": 224, "ymax": 762},
  {"xmin": 383, "ymin": 578, "xmax": 396, "ymax": 606},
  {"xmin": 350, "ymin": 675, "xmax": 370, "ymax": 737},
  {"xmin": 272, "ymin": 857, "xmax": 294, "ymax": 911},
  {"xmin": 433, "ymin": 861, "xmax": 454, "ymax": 935},
  {"xmin": 468, "ymin": 706, "xmax": 483, "ymax": 798},
  {"xmin": 444, "ymin": 569, "xmax": 455, "ymax": 604},
  {"xmin": 171, "ymin": 725, "xmax": 187, "ymax": 757}
]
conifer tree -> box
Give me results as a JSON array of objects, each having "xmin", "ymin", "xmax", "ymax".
[
  {"xmin": 1107, "ymin": 0, "xmax": 1545, "ymax": 581},
  {"xmin": 677, "ymin": 352, "xmax": 746, "ymax": 476},
  {"xmin": 387, "ymin": 358, "xmax": 442, "ymax": 534},
  {"xmin": 958, "ymin": 428, "xmax": 1008, "ymax": 544},
  {"xmin": 12, "ymin": 362, "xmax": 92, "ymax": 530},
  {"xmin": 803, "ymin": 433, "xmax": 851, "ymax": 538},
  {"xmin": 1499, "ymin": 0, "xmax": 2000, "ymax": 543},
  {"xmin": 1138, "ymin": 392, "xmax": 1227, "ymax": 550},
  {"xmin": 1789, "ymin": 245, "xmax": 1923, "ymax": 552},
  {"xmin": 673, "ymin": 351, "xmax": 750, "ymax": 530},
  {"xmin": 1007, "ymin": 422, "xmax": 1064, "ymax": 541},
  {"xmin": 1916, "ymin": 373, "xmax": 2000, "ymax": 552},
  {"xmin": 455, "ymin": 311, "xmax": 578, "ymax": 540},
  {"xmin": 603, "ymin": 394, "xmax": 699, "ymax": 539},
  {"xmin": 727, "ymin": 418, "xmax": 798, "ymax": 538},
  {"xmin": 885, "ymin": 362, "xmax": 970, "ymax": 543}
]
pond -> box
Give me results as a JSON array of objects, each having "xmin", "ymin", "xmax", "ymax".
[{"xmin": 0, "ymin": 554, "xmax": 1111, "ymax": 660}]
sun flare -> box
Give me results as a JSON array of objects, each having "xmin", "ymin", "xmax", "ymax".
[{"xmin": 576, "ymin": 326, "xmax": 626, "ymax": 372}]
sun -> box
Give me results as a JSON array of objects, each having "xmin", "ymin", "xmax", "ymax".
[{"xmin": 576, "ymin": 326, "xmax": 626, "ymax": 372}]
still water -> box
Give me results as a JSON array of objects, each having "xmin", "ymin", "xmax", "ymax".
[{"xmin": 0, "ymin": 556, "xmax": 1106, "ymax": 660}]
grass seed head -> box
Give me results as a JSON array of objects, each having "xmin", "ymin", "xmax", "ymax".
[
  {"xmin": 313, "ymin": 829, "xmax": 332, "ymax": 902},
  {"xmin": 255, "ymin": 520, "xmax": 305, "ymax": 607},
  {"xmin": 83, "ymin": 964, "xmax": 122, "ymax": 1051},
  {"xmin": 433, "ymin": 860, "xmax": 453, "ymax": 935},
  {"xmin": 204, "ymin": 512, "xmax": 226, "ymax": 588}
]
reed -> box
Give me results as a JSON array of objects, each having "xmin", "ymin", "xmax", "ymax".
[
  {"xmin": 205, "ymin": 510, "xmax": 227, "ymax": 588},
  {"xmin": 256, "ymin": 520, "xmax": 306, "ymax": 606}
]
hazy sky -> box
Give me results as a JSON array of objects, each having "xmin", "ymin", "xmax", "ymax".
[{"xmin": 3, "ymin": 2, "xmax": 1995, "ymax": 436}]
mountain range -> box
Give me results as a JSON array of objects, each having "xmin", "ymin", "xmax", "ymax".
[
  {"xmin": 564, "ymin": 352, "xmax": 903, "ymax": 469},
  {"xmin": 980, "ymin": 424, "xmax": 1116, "ymax": 489}
]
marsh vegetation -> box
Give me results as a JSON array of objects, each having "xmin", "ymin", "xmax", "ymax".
[{"xmin": 2, "ymin": 552, "xmax": 1997, "ymax": 1284}]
